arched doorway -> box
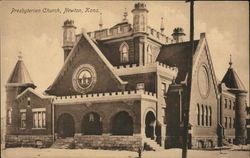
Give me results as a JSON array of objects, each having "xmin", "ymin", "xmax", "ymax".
[
  {"xmin": 145, "ymin": 111, "xmax": 156, "ymax": 139},
  {"xmin": 57, "ymin": 113, "xmax": 75, "ymax": 138},
  {"xmin": 82, "ymin": 112, "xmax": 103, "ymax": 135},
  {"xmin": 112, "ymin": 111, "xmax": 133, "ymax": 135}
]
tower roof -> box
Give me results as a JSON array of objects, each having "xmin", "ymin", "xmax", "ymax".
[
  {"xmin": 7, "ymin": 53, "xmax": 36, "ymax": 88},
  {"xmin": 221, "ymin": 57, "xmax": 246, "ymax": 92}
]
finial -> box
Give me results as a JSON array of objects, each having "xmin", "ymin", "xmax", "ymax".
[
  {"xmin": 160, "ymin": 17, "xmax": 165, "ymax": 33},
  {"xmin": 229, "ymin": 54, "xmax": 232, "ymax": 68},
  {"xmin": 123, "ymin": 8, "xmax": 128, "ymax": 21},
  {"xmin": 18, "ymin": 51, "xmax": 22, "ymax": 60},
  {"xmin": 99, "ymin": 13, "xmax": 103, "ymax": 30}
]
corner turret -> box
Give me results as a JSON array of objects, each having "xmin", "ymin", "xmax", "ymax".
[
  {"xmin": 5, "ymin": 53, "xmax": 36, "ymax": 135},
  {"xmin": 221, "ymin": 55, "xmax": 248, "ymax": 144},
  {"xmin": 131, "ymin": 2, "xmax": 148, "ymax": 33}
]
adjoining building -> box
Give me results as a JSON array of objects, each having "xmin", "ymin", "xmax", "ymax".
[{"xmin": 5, "ymin": 2, "xmax": 248, "ymax": 151}]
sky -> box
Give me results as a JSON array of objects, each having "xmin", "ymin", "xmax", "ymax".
[{"xmin": 0, "ymin": 1, "xmax": 249, "ymax": 117}]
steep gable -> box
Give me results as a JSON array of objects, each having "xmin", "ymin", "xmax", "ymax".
[{"xmin": 46, "ymin": 32, "xmax": 127, "ymax": 96}]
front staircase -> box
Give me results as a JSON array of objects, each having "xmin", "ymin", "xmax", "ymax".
[
  {"xmin": 143, "ymin": 137, "xmax": 163, "ymax": 151},
  {"xmin": 51, "ymin": 137, "xmax": 75, "ymax": 149}
]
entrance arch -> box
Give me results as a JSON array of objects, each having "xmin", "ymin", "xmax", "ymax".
[
  {"xmin": 57, "ymin": 113, "xmax": 75, "ymax": 138},
  {"xmin": 145, "ymin": 111, "xmax": 156, "ymax": 139},
  {"xmin": 112, "ymin": 111, "xmax": 133, "ymax": 135},
  {"xmin": 82, "ymin": 112, "xmax": 103, "ymax": 135}
]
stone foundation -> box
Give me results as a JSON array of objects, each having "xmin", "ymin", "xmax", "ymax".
[
  {"xmin": 74, "ymin": 135, "xmax": 142, "ymax": 151},
  {"xmin": 5, "ymin": 135, "xmax": 53, "ymax": 148},
  {"xmin": 191, "ymin": 136, "xmax": 218, "ymax": 149}
]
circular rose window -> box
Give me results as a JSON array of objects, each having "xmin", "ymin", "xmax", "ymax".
[
  {"xmin": 198, "ymin": 65, "xmax": 210, "ymax": 98},
  {"xmin": 72, "ymin": 64, "xmax": 96, "ymax": 93}
]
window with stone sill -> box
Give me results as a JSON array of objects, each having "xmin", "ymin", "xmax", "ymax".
[
  {"xmin": 32, "ymin": 109, "xmax": 46, "ymax": 129},
  {"xmin": 20, "ymin": 112, "xmax": 26, "ymax": 129}
]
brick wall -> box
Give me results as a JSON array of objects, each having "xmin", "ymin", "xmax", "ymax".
[
  {"xmin": 15, "ymin": 91, "xmax": 52, "ymax": 135},
  {"xmin": 120, "ymin": 72, "xmax": 156, "ymax": 92}
]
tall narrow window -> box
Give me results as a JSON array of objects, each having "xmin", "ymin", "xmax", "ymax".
[
  {"xmin": 7, "ymin": 109, "xmax": 12, "ymax": 124},
  {"xmin": 201, "ymin": 105, "xmax": 204, "ymax": 126},
  {"xmin": 20, "ymin": 112, "xmax": 26, "ymax": 128},
  {"xmin": 229, "ymin": 100, "xmax": 232, "ymax": 109},
  {"xmin": 209, "ymin": 107, "xmax": 212, "ymax": 126},
  {"xmin": 224, "ymin": 117, "xmax": 227, "ymax": 128},
  {"xmin": 205, "ymin": 106, "xmax": 208, "ymax": 126},
  {"xmin": 32, "ymin": 108, "xmax": 46, "ymax": 129},
  {"xmin": 229, "ymin": 117, "xmax": 232, "ymax": 128},
  {"xmin": 225, "ymin": 99, "xmax": 227, "ymax": 108},
  {"xmin": 233, "ymin": 118, "xmax": 235, "ymax": 128},
  {"xmin": 147, "ymin": 45, "xmax": 153, "ymax": 63},
  {"xmin": 197, "ymin": 104, "xmax": 200, "ymax": 125},
  {"xmin": 120, "ymin": 42, "xmax": 129, "ymax": 63}
]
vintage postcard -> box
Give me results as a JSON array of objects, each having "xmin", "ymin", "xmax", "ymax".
[{"xmin": 1, "ymin": 1, "xmax": 249, "ymax": 158}]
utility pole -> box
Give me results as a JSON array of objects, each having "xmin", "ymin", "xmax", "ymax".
[{"xmin": 182, "ymin": 0, "xmax": 195, "ymax": 158}]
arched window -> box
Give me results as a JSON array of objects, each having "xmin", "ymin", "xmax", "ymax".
[
  {"xmin": 147, "ymin": 45, "xmax": 153, "ymax": 63},
  {"xmin": 112, "ymin": 111, "xmax": 133, "ymax": 135},
  {"xmin": 205, "ymin": 106, "xmax": 208, "ymax": 126},
  {"xmin": 82, "ymin": 112, "xmax": 103, "ymax": 135},
  {"xmin": 201, "ymin": 105, "xmax": 204, "ymax": 126},
  {"xmin": 197, "ymin": 104, "xmax": 200, "ymax": 125},
  {"xmin": 120, "ymin": 42, "xmax": 129, "ymax": 63}
]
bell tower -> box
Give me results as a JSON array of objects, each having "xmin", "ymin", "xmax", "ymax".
[
  {"xmin": 62, "ymin": 19, "xmax": 76, "ymax": 61},
  {"xmin": 132, "ymin": 2, "xmax": 148, "ymax": 33}
]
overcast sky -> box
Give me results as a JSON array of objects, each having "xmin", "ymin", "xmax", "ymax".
[{"xmin": 1, "ymin": 1, "xmax": 249, "ymax": 116}]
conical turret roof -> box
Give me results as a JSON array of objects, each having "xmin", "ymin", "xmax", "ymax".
[
  {"xmin": 6, "ymin": 54, "xmax": 36, "ymax": 88},
  {"xmin": 221, "ymin": 56, "xmax": 246, "ymax": 92}
]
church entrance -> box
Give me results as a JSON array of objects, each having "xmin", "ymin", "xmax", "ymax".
[
  {"xmin": 57, "ymin": 113, "xmax": 75, "ymax": 138},
  {"xmin": 82, "ymin": 112, "xmax": 103, "ymax": 135},
  {"xmin": 112, "ymin": 111, "xmax": 133, "ymax": 135},
  {"xmin": 145, "ymin": 111, "xmax": 156, "ymax": 139}
]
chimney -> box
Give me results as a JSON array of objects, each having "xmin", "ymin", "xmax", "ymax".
[
  {"xmin": 62, "ymin": 19, "xmax": 76, "ymax": 61},
  {"xmin": 171, "ymin": 27, "xmax": 186, "ymax": 43}
]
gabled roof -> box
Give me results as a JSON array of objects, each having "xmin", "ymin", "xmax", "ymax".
[
  {"xmin": 157, "ymin": 40, "xmax": 199, "ymax": 83},
  {"xmin": 46, "ymin": 31, "xmax": 127, "ymax": 92},
  {"xmin": 6, "ymin": 57, "xmax": 36, "ymax": 88},
  {"xmin": 16, "ymin": 87, "xmax": 53, "ymax": 100},
  {"xmin": 221, "ymin": 66, "xmax": 247, "ymax": 91}
]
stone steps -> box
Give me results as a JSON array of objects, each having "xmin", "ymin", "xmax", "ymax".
[
  {"xmin": 51, "ymin": 138, "xmax": 75, "ymax": 149},
  {"xmin": 143, "ymin": 137, "xmax": 163, "ymax": 151}
]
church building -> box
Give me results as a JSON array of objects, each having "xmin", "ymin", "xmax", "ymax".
[{"xmin": 5, "ymin": 2, "xmax": 248, "ymax": 151}]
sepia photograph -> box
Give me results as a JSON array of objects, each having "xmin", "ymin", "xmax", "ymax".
[{"xmin": 1, "ymin": 1, "xmax": 249, "ymax": 158}]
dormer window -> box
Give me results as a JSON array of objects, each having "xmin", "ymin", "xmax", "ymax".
[
  {"xmin": 147, "ymin": 45, "xmax": 153, "ymax": 63},
  {"xmin": 120, "ymin": 42, "xmax": 129, "ymax": 63}
]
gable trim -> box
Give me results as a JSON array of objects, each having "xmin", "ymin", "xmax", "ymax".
[
  {"xmin": 16, "ymin": 87, "xmax": 53, "ymax": 100},
  {"xmin": 46, "ymin": 31, "xmax": 127, "ymax": 92},
  {"xmin": 192, "ymin": 34, "xmax": 219, "ymax": 98}
]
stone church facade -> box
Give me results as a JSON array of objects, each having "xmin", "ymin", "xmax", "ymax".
[{"xmin": 5, "ymin": 2, "xmax": 248, "ymax": 151}]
